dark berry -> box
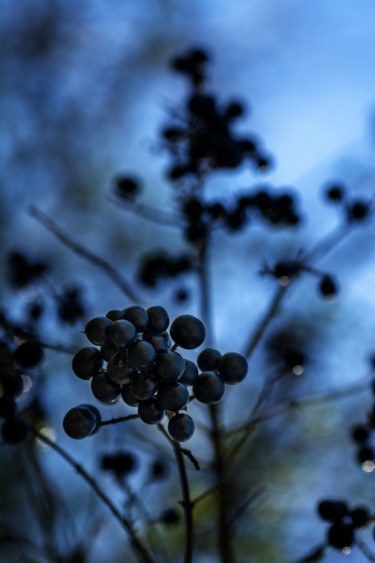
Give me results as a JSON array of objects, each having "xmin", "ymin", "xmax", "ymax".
[
  {"xmin": 101, "ymin": 451, "xmax": 137, "ymax": 476},
  {"xmin": 160, "ymin": 507, "xmax": 180, "ymax": 526},
  {"xmin": 121, "ymin": 384, "xmax": 139, "ymax": 407},
  {"xmin": 351, "ymin": 424, "xmax": 370, "ymax": 443},
  {"xmin": 317, "ymin": 499, "xmax": 349, "ymax": 522},
  {"xmin": 107, "ymin": 350, "xmax": 133, "ymax": 384},
  {"xmin": 348, "ymin": 200, "xmax": 370, "ymax": 221},
  {"xmin": 350, "ymin": 506, "xmax": 370, "ymax": 528},
  {"xmin": 0, "ymin": 395, "xmax": 16, "ymax": 419},
  {"xmin": 63, "ymin": 405, "xmax": 101, "ymax": 439},
  {"xmin": 130, "ymin": 373, "xmax": 158, "ymax": 401},
  {"xmin": 193, "ymin": 371, "xmax": 225, "ymax": 404},
  {"xmin": 217, "ymin": 352, "xmax": 248, "ymax": 384},
  {"xmin": 319, "ymin": 275, "xmax": 338, "ymax": 298},
  {"xmin": 179, "ymin": 359, "xmax": 198, "ymax": 386},
  {"xmin": 127, "ymin": 340, "xmax": 156, "ymax": 370},
  {"xmin": 84, "ymin": 317, "xmax": 112, "ymax": 346},
  {"xmin": 146, "ymin": 306, "xmax": 170, "ymax": 334},
  {"xmin": 100, "ymin": 339, "xmax": 118, "ymax": 362},
  {"xmin": 357, "ymin": 445, "xmax": 375, "ymax": 464},
  {"xmin": 105, "ymin": 310, "xmax": 124, "ymax": 321},
  {"xmin": 198, "ymin": 348, "xmax": 221, "ymax": 371},
  {"xmin": 114, "ymin": 175, "xmax": 141, "ymax": 200},
  {"xmin": 106, "ymin": 320, "xmax": 136, "ymax": 349},
  {"xmin": 327, "ymin": 520, "xmax": 355, "ymax": 550},
  {"xmin": 325, "ymin": 184, "xmax": 345, "ymax": 202},
  {"xmin": 13, "ymin": 341, "xmax": 43, "ymax": 368},
  {"xmin": 91, "ymin": 373, "xmax": 121, "ymax": 404},
  {"xmin": 1, "ymin": 415, "xmax": 29, "ymax": 444},
  {"xmin": 157, "ymin": 382, "xmax": 189, "ymax": 411},
  {"xmin": 150, "ymin": 458, "xmax": 169, "ymax": 480},
  {"xmin": 168, "ymin": 413, "xmax": 195, "ymax": 442},
  {"xmin": 144, "ymin": 334, "xmax": 169, "ymax": 355},
  {"xmin": 72, "ymin": 347, "xmax": 103, "ymax": 380},
  {"xmin": 122, "ymin": 306, "xmax": 149, "ymax": 332},
  {"xmin": 170, "ymin": 315, "xmax": 205, "ymax": 350},
  {"xmin": 155, "ymin": 351, "xmax": 186, "ymax": 381},
  {"xmin": 1, "ymin": 373, "xmax": 24, "ymax": 398},
  {"xmin": 138, "ymin": 398, "xmax": 164, "ymax": 424}
]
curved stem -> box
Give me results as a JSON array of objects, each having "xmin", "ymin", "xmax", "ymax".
[
  {"xmin": 158, "ymin": 424, "xmax": 194, "ymax": 563},
  {"xmin": 198, "ymin": 242, "xmax": 213, "ymax": 347},
  {"xmin": 29, "ymin": 206, "xmax": 141, "ymax": 303},
  {"xmin": 30, "ymin": 427, "xmax": 153, "ymax": 563},
  {"xmin": 209, "ymin": 403, "xmax": 233, "ymax": 563}
]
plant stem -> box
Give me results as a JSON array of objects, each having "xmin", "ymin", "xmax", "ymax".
[
  {"xmin": 158, "ymin": 424, "xmax": 194, "ymax": 563},
  {"xmin": 243, "ymin": 284, "xmax": 286, "ymax": 360},
  {"xmin": 198, "ymin": 242, "xmax": 213, "ymax": 346},
  {"xmin": 30, "ymin": 427, "xmax": 154, "ymax": 563},
  {"xmin": 209, "ymin": 403, "xmax": 233, "ymax": 563},
  {"xmin": 29, "ymin": 206, "xmax": 141, "ymax": 303}
]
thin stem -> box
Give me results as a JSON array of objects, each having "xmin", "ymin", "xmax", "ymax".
[
  {"xmin": 29, "ymin": 206, "xmax": 141, "ymax": 303},
  {"xmin": 98, "ymin": 414, "xmax": 139, "ymax": 426},
  {"xmin": 209, "ymin": 403, "xmax": 233, "ymax": 563},
  {"xmin": 243, "ymin": 284, "xmax": 287, "ymax": 360},
  {"xmin": 30, "ymin": 427, "xmax": 153, "ymax": 563},
  {"xmin": 294, "ymin": 542, "xmax": 327, "ymax": 563},
  {"xmin": 198, "ymin": 242, "xmax": 213, "ymax": 347},
  {"xmin": 158, "ymin": 424, "xmax": 194, "ymax": 563},
  {"xmin": 108, "ymin": 194, "xmax": 181, "ymax": 227}
]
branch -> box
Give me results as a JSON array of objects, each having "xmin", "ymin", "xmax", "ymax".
[
  {"xmin": 30, "ymin": 427, "xmax": 154, "ymax": 563},
  {"xmin": 158, "ymin": 424, "xmax": 194, "ymax": 563},
  {"xmin": 29, "ymin": 206, "xmax": 141, "ymax": 303}
]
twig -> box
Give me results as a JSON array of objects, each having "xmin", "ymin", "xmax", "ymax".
[
  {"xmin": 294, "ymin": 542, "xmax": 327, "ymax": 562},
  {"xmin": 228, "ymin": 486, "xmax": 266, "ymax": 526},
  {"xmin": 191, "ymin": 485, "xmax": 219, "ymax": 507},
  {"xmin": 357, "ymin": 538, "xmax": 375, "ymax": 562},
  {"xmin": 98, "ymin": 414, "xmax": 139, "ymax": 427},
  {"xmin": 181, "ymin": 448, "xmax": 200, "ymax": 471},
  {"xmin": 29, "ymin": 206, "xmax": 141, "ymax": 303},
  {"xmin": 209, "ymin": 403, "xmax": 233, "ymax": 563},
  {"xmin": 242, "ymin": 284, "xmax": 287, "ymax": 360},
  {"xmin": 29, "ymin": 427, "xmax": 154, "ymax": 563},
  {"xmin": 107, "ymin": 194, "xmax": 181, "ymax": 227},
  {"xmin": 158, "ymin": 423, "xmax": 194, "ymax": 563},
  {"xmin": 39, "ymin": 340, "xmax": 78, "ymax": 355}
]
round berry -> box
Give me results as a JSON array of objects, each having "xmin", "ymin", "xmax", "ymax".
[
  {"xmin": 121, "ymin": 384, "xmax": 139, "ymax": 407},
  {"xmin": 350, "ymin": 506, "xmax": 370, "ymax": 528},
  {"xmin": 327, "ymin": 521, "xmax": 355, "ymax": 551},
  {"xmin": 351, "ymin": 424, "xmax": 370, "ymax": 443},
  {"xmin": 63, "ymin": 404, "xmax": 101, "ymax": 439},
  {"xmin": 179, "ymin": 359, "xmax": 198, "ymax": 386},
  {"xmin": 122, "ymin": 306, "xmax": 149, "ymax": 332},
  {"xmin": 100, "ymin": 339, "xmax": 118, "ymax": 362},
  {"xmin": 193, "ymin": 371, "xmax": 225, "ymax": 404},
  {"xmin": 146, "ymin": 306, "xmax": 170, "ymax": 334},
  {"xmin": 106, "ymin": 320, "xmax": 136, "ymax": 349},
  {"xmin": 105, "ymin": 310, "xmax": 124, "ymax": 321},
  {"xmin": 317, "ymin": 499, "xmax": 349, "ymax": 522},
  {"xmin": 155, "ymin": 351, "xmax": 186, "ymax": 381},
  {"xmin": 170, "ymin": 315, "xmax": 205, "ymax": 349},
  {"xmin": 168, "ymin": 413, "xmax": 195, "ymax": 442},
  {"xmin": 319, "ymin": 275, "xmax": 338, "ymax": 298},
  {"xmin": 197, "ymin": 348, "xmax": 221, "ymax": 371},
  {"xmin": 138, "ymin": 398, "xmax": 164, "ymax": 424},
  {"xmin": 130, "ymin": 373, "xmax": 158, "ymax": 401},
  {"xmin": 91, "ymin": 373, "xmax": 121, "ymax": 404},
  {"xmin": 217, "ymin": 352, "xmax": 248, "ymax": 384},
  {"xmin": 72, "ymin": 347, "xmax": 103, "ymax": 380},
  {"xmin": 0, "ymin": 395, "xmax": 16, "ymax": 419},
  {"xmin": 127, "ymin": 340, "xmax": 156, "ymax": 370},
  {"xmin": 106, "ymin": 350, "xmax": 133, "ymax": 384},
  {"xmin": 325, "ymin": 184, "xmax": 345, "ymax": 202},
  {"xmin": 13, "ymin": 341, "xmax": 43, "ymax": 368},
  {"xmin": 84, "ymin": 317, "xmax": 112, "ymax": 346},
  {"xmin": 144, "ymin": 334, "xmax": 169, "ymax": 355},
  {"xmin": 157, "ymin": 382, "xmax": 189, "ymax": 411},
  {"xmin": 1, "ymin": 415, "xmax": 29, "ymax": 444}
]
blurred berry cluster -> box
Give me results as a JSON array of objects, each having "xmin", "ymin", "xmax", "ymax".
[
  {"xmin": 324, "ymin": 182, "xmax": 372, "ymax": 222},
  {"xmin": 65, "ymin": 305, "xmax": 248, "ymax": 442},
  {"xmin": 0, "ymin": 312, "xmax": 44, "ymax": 444},
  {"xmin": 317, "ymin": 498, "xmax": 371, "ymax": 551}
]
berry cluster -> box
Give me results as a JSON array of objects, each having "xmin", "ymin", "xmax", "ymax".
[
  {"xmin": 264, "ymin": 259, "xmax": 338, "ymax": 298},
  {"xmin": 138, "ymin": 250, "xmax": 193, "ymax": 288},
  {"xmin": 324, "ymin": 182, "xmax": 372, "ymax": 222},
  {"xmin": 65, "ymin": 305, "xmax": 248, "ymax": 442},
  {"xmin": 350, "ymin": 381, "xmax": 375, "ymax": 470},
  {"xmin": 164, "ymin": 47, "xmax": 271, "ymax": 180},
  {"xmin": 317, "ymin": 498, "xmax": 371, "ymax": 551},
  {"xmin": 7, "ymin": 250, "xmax": 48, "ymax": 289},
  {"xmin": 0, "ymin": 336, "xmax": 44, "ymax": 444}
]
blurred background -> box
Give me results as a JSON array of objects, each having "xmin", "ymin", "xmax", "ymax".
[{"xmin": 1, "ymin": 0, "xmax": 375, "ymax": 561}]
